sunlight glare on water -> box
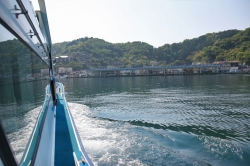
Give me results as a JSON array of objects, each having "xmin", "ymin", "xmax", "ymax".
[
  {"xmin": 69, "ymin": 101, "xmax": 246, "ymax": 166},
  {"xmin": 64, "ymin": 75, "xmax": 250, "ymax": 166},
  {"xmin": 5, "ymin": 75, "xmax": 250, "ymax": 165}
]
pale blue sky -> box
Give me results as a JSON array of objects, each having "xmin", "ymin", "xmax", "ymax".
[{"xmin": 41, "ymin": 0, "xmax": 250, "ymax": 47}]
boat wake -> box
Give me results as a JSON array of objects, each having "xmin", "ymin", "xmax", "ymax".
[
  {"xmin": 5, "ymin": 101, "xmax": 248, "ymax": 165},
  {"xmin": 69, "ymin": 102, "xmax": 247, "ymax": 166}
]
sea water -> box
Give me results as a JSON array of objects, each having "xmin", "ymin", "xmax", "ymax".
[{"xmin": 7, "ymin": 75, "xmax": 250, "ymax": 165}]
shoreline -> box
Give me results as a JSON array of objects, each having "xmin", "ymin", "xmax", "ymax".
[{"xmin": 65, "ymin": 72, "xmax": 250, "ymax": 78}]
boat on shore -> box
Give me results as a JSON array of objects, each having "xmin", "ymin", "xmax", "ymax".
[{"xmin": 0, "ymin": 0, "xmax": 93, "ymax": 165}]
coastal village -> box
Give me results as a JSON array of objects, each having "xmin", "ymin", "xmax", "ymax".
[{"xmin": 38, "ymin": 55, "xmax": 250, "ymax": 78}]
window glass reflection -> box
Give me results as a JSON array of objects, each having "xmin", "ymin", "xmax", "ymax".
[{"xmin": 0, "ymin": 23, "xmax": 49, "ymax": 162}]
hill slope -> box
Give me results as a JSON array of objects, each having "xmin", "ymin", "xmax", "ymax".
[{"xmin": 52, "ymin": 27, "xmax": 250, "ymax": 70}]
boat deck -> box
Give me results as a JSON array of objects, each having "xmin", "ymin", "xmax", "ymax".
[
  {"xmin": 55, "ymin": 96, "xmax": 74, "ymax": 165},
  {"xmin": 54, "ymin": 83, "xmax": 93, "ymax": 166},
  {"xmin": 19, "ymin": 83, "xmax": 93, "ymax": 166}
]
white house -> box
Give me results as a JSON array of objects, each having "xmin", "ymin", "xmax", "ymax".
[{"xmin": 58, "ymin": 67, "xmax": 73, "ymax": 76}]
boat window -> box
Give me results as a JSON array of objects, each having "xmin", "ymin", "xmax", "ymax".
[{"xmin": 0, "ymin": 23, "xmax": 49, "ymax": 163}]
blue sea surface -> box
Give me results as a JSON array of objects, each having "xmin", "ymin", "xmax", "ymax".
[
  {"xmin": 5, "ymin": 75, "xmax": 250, "ymax": 165},
  {"xmin": 62, "ymin": 75, "xmax": 250, "ymax": 166}
]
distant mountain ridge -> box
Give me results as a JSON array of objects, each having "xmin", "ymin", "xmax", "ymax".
[{"xmin": 52, "ymin": 27, "xmax": 250, "ymax": 70}]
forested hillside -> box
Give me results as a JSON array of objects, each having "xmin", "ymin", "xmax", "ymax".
[{"xmin": 52, "ymin": 27, "xmax": 250, "ymax": 69}]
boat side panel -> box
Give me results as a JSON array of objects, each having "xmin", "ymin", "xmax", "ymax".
[
  {"xmin": 34, "ymin": 99, "xmax": 56, "ymax": 166},
  {"xmin": 20, "ymin": 89, "xmax": 51, "ymax": 166},
  {"xmin": 65, "ymin": 98, "xmax": 94, "ymax": 166}
]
